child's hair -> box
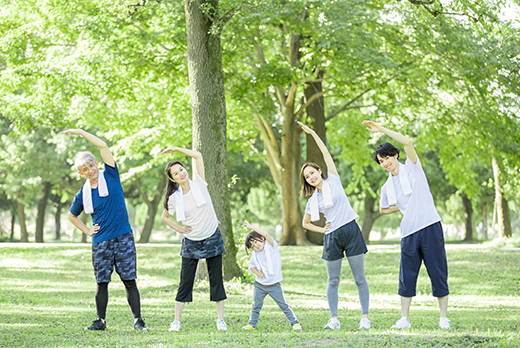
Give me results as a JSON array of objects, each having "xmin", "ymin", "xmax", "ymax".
[
  {"xmin": 163, "ymin": 161, "xmax": 185, "ymax": 210},
  {"xmin": 300, "ymin": 162, "xmax": 324, "ymax": 197},
  {"xmin": 74, "ymin": 151, "xmax": 97, "ymax": 171},
  {"xmin": 244, "ymin": 231, "xmax": 265, "ymax": 254},
  {"xmin": 373, "ymin": 142, "xmax": 400, "ymax": 164}
]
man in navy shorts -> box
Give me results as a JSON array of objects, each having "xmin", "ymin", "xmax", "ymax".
[
  {"xmin": 61, "ymin": 128, "xmax": 147, "ymax": 331},
  {"xmin": 363, "ymin": 120, "xmax": 450, "ymax": 330}
]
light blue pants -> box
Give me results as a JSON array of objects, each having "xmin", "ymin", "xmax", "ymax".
[{"xmin": 248, "ymin": 281, "xmax": 299, "ymax": 327}]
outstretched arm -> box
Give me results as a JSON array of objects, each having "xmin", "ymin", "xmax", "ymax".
[
  {"xmin": 298, "ymin": 121, "xmax": 338, "ymax": 176},
  {"xmin": 160, "ymin": 147, "xmax": 205, "ymax": 181},
  {"xmin": 362, "ymin": 120, "xmax": 417, "ymax": 164},
  {"xmin": 60, "ymin": 129, "xmax": 115, "ymax": 167},
  {"xmin": 244, "ymin": 220, "xmax": 274, "ymax": 246}
]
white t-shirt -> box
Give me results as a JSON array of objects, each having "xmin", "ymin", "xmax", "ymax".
[
  {"xmin": 305, "ymin": 172, "xmax": 359, "ymax": 234},
  {"xmin": 380, "ymin": 156, "xmax": 441, "ymax": 238},
  {"xmin": 167, "ymin": 174, "xmax": 219, "ymax": 241},
  {"xmin": 248, "ymin": 239, "xmax": 283, "ymax": 286}
]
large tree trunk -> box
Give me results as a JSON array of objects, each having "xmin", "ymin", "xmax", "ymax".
[
  {"xmin": 462, "ymin": 193, "xmax": 473, "ymax": 242},
  {"xmin": 304, "ymin": 73, "xmax": 327, "ymax": 172},
  {"xmin": 80, "ymin": 213, "xmax": 88, "ymax": 243},
  {"xmin": 184, "ymin": 0, "xmax": 241, "ymax": 279},
  {"xmin": 35, "ymin": 181, "xmax": 52, "ymax": 243},
  {"xmin": 137, "ymin": 176, "xmax": 166, "ymax": 243},
  {"xmin": 361, "ymin": 191, "xmax": 380, "ymax": 244},
  {"xmin": 16, "ymin": 199, "xmax": 29, "ymax": 242},
  {"xmin": 492, "ymin": 157, "xmax": 512, "ymax": 238}
]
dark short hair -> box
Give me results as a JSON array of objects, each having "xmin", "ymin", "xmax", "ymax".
[
  {"xmin": 373, "ymin": 142, "xmax": 400, "ymax": 164},
  {"xmin": 244, "ymin": 231, "xmax": 264, "ymax": 254}
]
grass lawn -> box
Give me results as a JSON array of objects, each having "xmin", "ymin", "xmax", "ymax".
[{"xmin": 0, "ymin": 242, "xmax": 519, "ymax": 347}]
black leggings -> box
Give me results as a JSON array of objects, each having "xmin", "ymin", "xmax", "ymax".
[{"xmin": 95, "ymin": 280, "xmax": 141, "ymax": 320}]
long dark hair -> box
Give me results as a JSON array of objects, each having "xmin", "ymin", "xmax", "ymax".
[
  {"xmin": 163, "ymin": 161, "xmax": 185, "ymax": 210},
  {"xmin": 300, "ymin": 162, "xmax": 324, "ymax": 197}
]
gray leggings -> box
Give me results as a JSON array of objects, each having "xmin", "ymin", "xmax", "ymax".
[{"xmin": 325, "ymin": 254, "xmax": 369, "ymax": 317}]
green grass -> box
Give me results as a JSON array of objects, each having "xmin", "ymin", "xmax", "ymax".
[{"xmin": 1, "ymin": 243, "xmax": 519, "ymax": 347}]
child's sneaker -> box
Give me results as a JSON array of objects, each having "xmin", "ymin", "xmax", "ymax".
[
  {"xmin": 324, "ymin": 317, "xmax": 341, "ymax": 329},
  {"xmin": 292, "ymin": 323, "xmax": 302, "ymax": 331},
  {"xmin": 169, "ymin": 320, "xmax": 181, "ymax": 332},
  {"xmin": 391, "ymin": 317, "xmax": 411, "ymax": 329},
  {"xmin": 359, "ymin": 317, "xmax": 370, "ymax": 329},
  {"xmin": 216, "ymin": 319, "xmax": 228, "ymax": 331},
  {"xmin": 242, "ymin": 324, "xmax": 256, "ymax": 330},
  {"xmin": 85, "ymin": 318, "xmax": 106, "ymax": 331},
  {"xmin": 439, "ymin": 317, "xmax": 451, "ymax": 329}
]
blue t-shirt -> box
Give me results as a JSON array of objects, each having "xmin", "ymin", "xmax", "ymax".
[{"xmin": 70, "ymin": 163, "xmax": 132, "ymax": 244}]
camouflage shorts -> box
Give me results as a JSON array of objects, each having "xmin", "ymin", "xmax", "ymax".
[
  {"xmin": 181, "ymin": 228, "xmax": 226, "ymax": 259},
  {"xmin": 92, "ymin": 231, "xmax": 137, "ymax": 283}
]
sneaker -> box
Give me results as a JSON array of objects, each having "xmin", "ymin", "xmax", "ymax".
[
  {"xmin": 134, "ymin": 317, "xmax": 147, "ymax": 331},
  {"xmin": 85, "ymin": 318, "xmax": 106, "ymax": 331},
  {"xmin": 324, "ymin": 318, "xmax": 341, "ymax": 330},
  {"xmin": 359, "ymin": 317, "xmax": 370, "ymax": 329},
  {"xmin": 242, "ymin": 324, "xmax": 256, "ymax": 330},
  {"xmin": 391, "ymin": 317, "xmax": 411, "ymax": 329},
  {"xmin": 169, "ymin": 320, "xmax": 181, "ymax": 332},
  {"xmin": 439, "ymin": 317, "xmax": 451, "ymax": 329},
  {"xmin": 292, "ymin": 323, "xmax": 302, "ymax": 331},
  {"xmin": 216, "ymin": 319, "xmax": 228, "ymax": 331}
]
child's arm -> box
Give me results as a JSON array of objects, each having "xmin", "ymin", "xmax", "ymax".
[
  {"xmin": 244, "ymin": 220, "xmax": 274, "ymax": 246},
  {"xmin": 250, "ymin": 267, "xmax": 265, "ymax": 279},
  {"xmin": 362, "ymin": 120, "xmax": 418, "ymax": 164}
]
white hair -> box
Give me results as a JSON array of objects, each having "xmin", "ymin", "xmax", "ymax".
[{"xmin": 74, "ymin": 151, "xmax": 97, "ymax": 170}]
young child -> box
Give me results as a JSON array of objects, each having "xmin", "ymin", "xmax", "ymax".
[{"xmin": 243, "ymin": 221, "xmax": 301, "ymax": 331}]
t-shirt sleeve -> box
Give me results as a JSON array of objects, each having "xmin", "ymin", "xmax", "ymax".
[
  {"xmin": 304, "ymin": 200, "xmax": 311, "ymax": 215},
  {"xmin": 380, "ymin": 184, "xmax": 389, "ymax": 209},
  {"xmin": 70, "ymin": 190, "xmax": 84, "ymax": 216},
  {"xmin": 194, "ymin": 173, "xmax": 208, "ymax": 187},
  {"xmin": 248, "ymin": 255, "xmax": 257, "ymax": 273}
]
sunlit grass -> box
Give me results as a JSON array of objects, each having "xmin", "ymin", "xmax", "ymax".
[{"xmin": 0, "ymin": 243, "xmax": 519, "ymax": 347}]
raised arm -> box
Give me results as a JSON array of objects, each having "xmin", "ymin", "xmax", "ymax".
[
  {"xmin": 298, "ymin": 121, "xmax": 338, "ymax": 176},
  {"xmin": 160, "ymin": 147, "xmax": 205, "ymax": 181},
  {"xmin": 244, "ymin": 220, "xmax": 274, "ymax": 246},
  {"xmin": 362, "ymin": 120, "xmax": 417, "ymax": 164},
  {"xmin": 60, "ymin": 129, "xmax": 115, "ymax": 167}
]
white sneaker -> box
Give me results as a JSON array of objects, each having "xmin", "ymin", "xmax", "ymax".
[
  {"xmin": 324, "ymin": 318, "xmax": 341, "ymax": 329},
  {"xmin": 216, "ymin": 319, "xmax": 228, "ymax": 331},
  {"xmin": 359, "ymin": 317, "xmax": 370, "ymax": 329},
  {"xmin": 439, "ymin": 317, "xmax": 451, "ymax": 329},
  {"xmin": 169, "ymin": 320, "xmax": 181, "ymax": 332},
  {"xmin": 391, "ymin": 317, "xmax": 411, "ymax": 329}
]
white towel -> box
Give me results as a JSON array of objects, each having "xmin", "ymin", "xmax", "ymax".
[
  {"xmin": 174, "ymin": 178, "xmax": 206, "ymax": 222},
  {"xmin": 253, "ymin": 242, "xmax": 274, "ymax": 276},
  {"xmin": 309, "ymin": 180, "xmax": 333, "ymax": 222},
  {"xmin": 83, "ymin": 170, "xmax": 109, "ymax": 214},
  {"xmin": 385, "ymin": 162, "xmax": 412, "ymax": 206}
]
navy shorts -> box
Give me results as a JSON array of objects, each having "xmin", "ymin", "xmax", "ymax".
[
  {"xmin": 180, "ymin": 228, "xmax": 226, "ymax": 259},
  {"xmin": 92, "ymin": 231, "xmax": 137, "ymax": 283},
  {"xmin": 399, "ymin": 222, "xmax": 449, "ymax": 298},
  {"xmin": 322, "ymin": 220, "xmax": 367, "ymax": 261}
]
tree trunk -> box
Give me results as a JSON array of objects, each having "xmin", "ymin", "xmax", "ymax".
[
  {"xmin": 138, "ymin": 176, "xmax": 166, "ymax": 243},
  {"xmin": 54, "ymin": 201, "xmax": 64, "ymax": 241},
  {"xmin": 80, "ymin": 213, "xmax": 88, "ymax": 243},
  {"xmin": 10, "ymin": 213, "xmax": 15, "ymax": 242},
  {"xmin": 304, "ymin": 73, "xmax": 327, "ymax": 172},
  {"xmin": 16, "ymin": 199, "xmax": 29, "ymax": 242},
  {"xmin": 35, "ymin": 181, "xmax": 52, "ymax": 243},
  {"xmin": 184, "ymin": 0, "xmax": 241, "ymax": 279},
  {"xmin": 361, "ymin": 191, "xmax": 380, "ymax": 244},
  {"xmin": 462, "ymin": 193, "xmax": 473, "ymax": 242},
  {"xmin": 482, "ymin": 202, "xmax": 490, "ymax": 240},
  {"xmin": 492, "ymin": 157, "xmax": 512, "ymax": 238}
]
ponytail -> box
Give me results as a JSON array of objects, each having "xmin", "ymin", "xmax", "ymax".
[{"xmin": 163, "ymin": 161, "xmax": 184, "ymax": 210}]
